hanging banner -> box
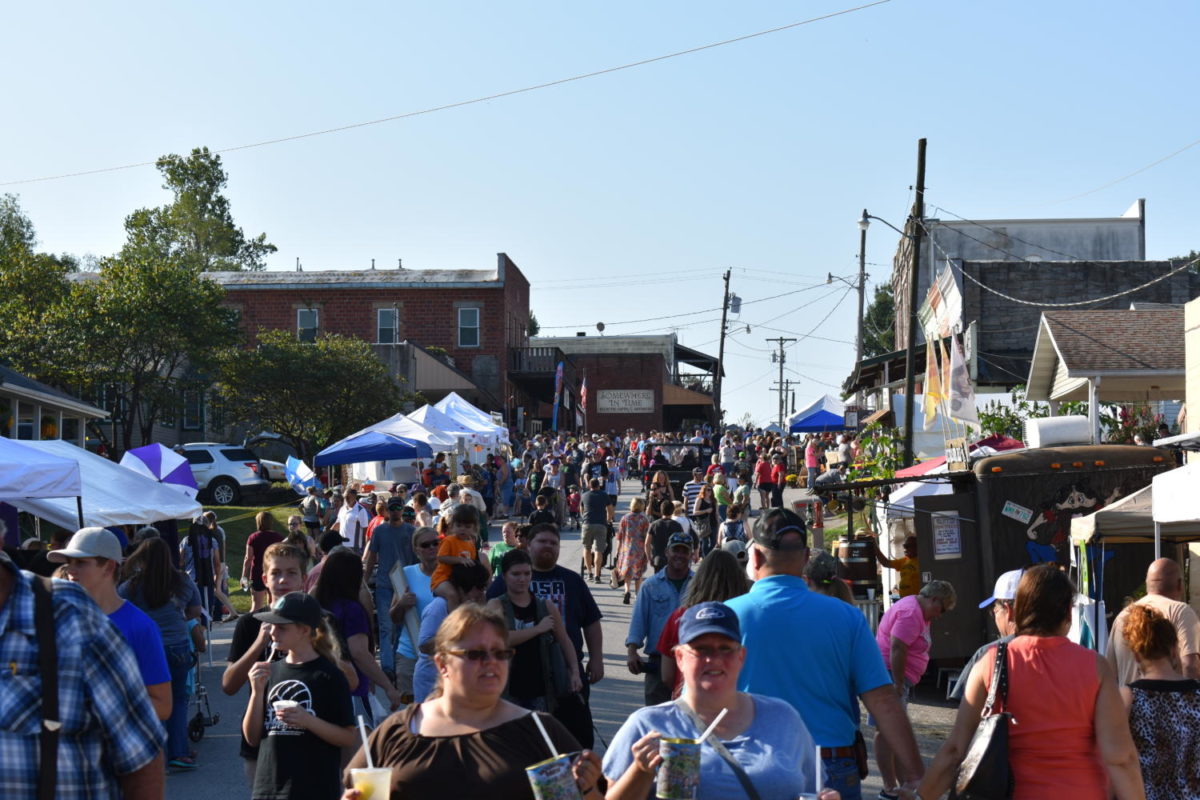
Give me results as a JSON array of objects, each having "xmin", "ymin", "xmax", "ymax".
[
  {"xmin": 923, "ymin": 340, "xmax": 943, "ymax": 430},
  {"xmin": 551, "ymin": 361, "xmax": 564, "ymax": 431},
  {"xmin": 947, "ymin": 337, "xmax": 979, "ymax": 429}
]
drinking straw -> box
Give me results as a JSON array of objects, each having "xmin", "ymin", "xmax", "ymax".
[
  {"xmin": 357, "ymin": 715, "xmax": 374, "ymax": 769},
  {"xmin": 697, "ymin": 708, "xmax": 728, "ymax": 743},
  {"xmin": 530, "ymin": 711, "xmax": 558, "ymax": 758},
  {"xmin": 814, "ymin": 745, "xmax": 822, "ymax": 797}
]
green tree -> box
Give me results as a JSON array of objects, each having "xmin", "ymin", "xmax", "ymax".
[
  {"xmin": 862, "ymin": 283, "xmax": 895, "ymax": 358},
  {"xmin": 213, "ymin": 331, "xmax": 402, "ymax": 462},
  {"xmin": 527, "ymin": 311, "xmax": 540, "ymax": 337},
  {"xmin": 122, "ymin": 147, "xmax": 276, "ymax": 272}
]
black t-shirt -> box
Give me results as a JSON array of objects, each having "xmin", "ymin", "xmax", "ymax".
[
  {"xmin": 229, "ymin": 615, "xmax": 284, "ymax": 759},
  {"xmin": 646, "ymin": 518, "xmax": 689, "ymax": 570},
  {"xmin": 528, "ymin": 508, "xmax": 556, "ymax": 526},
  {"xmin": 506, "ymin": 596, "xmax": 543, "ymax": 700},
  {"xmin": 487, "ymin": 565, "xmax": 601, "ymax": 661},
  {"xmin": 583, "ymin": 461, "xmax": 608, "ymax": 484},
  {"xmin": 581, "ymin": 490, "xmax": 609, "ymax": 525},
  {"xmin": 253, "ymin": 655, "xmax": 353, "ymax": 800}
]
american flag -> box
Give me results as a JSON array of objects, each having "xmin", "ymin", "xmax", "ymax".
[{"xmin": 580, "ymin": 377, "xmax": 588, "ymax": 411}]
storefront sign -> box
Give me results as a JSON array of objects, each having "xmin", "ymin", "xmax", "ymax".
[
  {"xmin": 931, "ymin": 512, "xmax": 962, "ymax": 560},
  {"xmin": 597, "ymin": 389, "xmax": 654, "ymax": 414}
]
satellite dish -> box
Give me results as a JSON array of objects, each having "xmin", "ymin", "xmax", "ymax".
[{"xmin": 596, "ymin": 322, "xmax": 605, "ymax": 333}]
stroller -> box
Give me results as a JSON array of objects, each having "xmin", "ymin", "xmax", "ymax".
[{"xmin": 185, "ymin": 612, "xmax": 221, "ymax": 742}]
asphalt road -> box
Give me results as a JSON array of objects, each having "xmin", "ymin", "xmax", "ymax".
[{"xmin": 164, "ymin": 481, "xmax": 955, "ymax": 799}]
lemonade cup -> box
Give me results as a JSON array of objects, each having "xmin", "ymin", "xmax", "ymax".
[{"xmin": 349, "ymin": 766, "xmax": 391, "ymax": 799}]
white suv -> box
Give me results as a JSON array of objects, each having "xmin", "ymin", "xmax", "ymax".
[{"xmin": 176, "ymin": 443, "xmax": 270, "ymax": 505}]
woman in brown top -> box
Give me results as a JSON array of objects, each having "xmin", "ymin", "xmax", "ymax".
[{"xmin": 342, "ymin": 604, "xmax": 602, "ymax": 800}]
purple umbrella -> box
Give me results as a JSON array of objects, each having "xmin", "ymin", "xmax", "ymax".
[{"xmin": 119, "ymin": 443, "xmax": 199, "ymax": 499}]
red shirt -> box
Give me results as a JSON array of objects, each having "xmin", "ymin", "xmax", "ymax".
[
  {"xmin": 753, "ymin": 459, "xmax": 774, "ymax": 484},
  {"xmin": 655, "ymin": 606, "xmax": 688, "ymax": 697},
  {"xmin": 771, "ymin": 463, "xmax": 786, "ymax": 485}
]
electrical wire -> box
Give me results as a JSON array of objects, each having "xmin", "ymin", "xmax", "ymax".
[
  {"xmin": 0, "ymin": 0, "xmax": 892, "ymax": 187},
  {"xmin": 929, "ymin": 202, "xmax": 1128, "ymax": 265},
  {"xmin": 1047, "ymin": 135, "xmax": 1200, "ymax": 205},
  {"xmin": 917, "ymin": 218, "xmax": 1200, "ymax": 309}
]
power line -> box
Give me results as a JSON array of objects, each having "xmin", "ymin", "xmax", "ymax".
[
  {"xmin": 917, "ymin": 218, "xmax": 1200, "ymax": 309},
  {"xmin": 1047, "ymin": 134, "xmax": 1200, "ymax": 205},
  {"xmin": 0, "ymin": 1, "xmax": 892, "ymax": 187},
  {"xmin": 929, "ymin": 202, "xmax": 1118, "ymax": 265}
]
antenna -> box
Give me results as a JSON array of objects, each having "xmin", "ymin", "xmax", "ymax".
[
  {"xmin": 295, "ymin": 257, "xmax": 302, "ymax": 272},
  {"xmin": 397, "ymin": 258, "xmax": 404, "ymax": 270},
  {"xmin": 371, "ymin": 258, "xmax": 376, "ymax": 270}
]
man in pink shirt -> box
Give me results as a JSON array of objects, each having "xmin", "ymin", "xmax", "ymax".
[{"xmin": 872, "ymin": 580, "xmax": 957, "ymax": 800}]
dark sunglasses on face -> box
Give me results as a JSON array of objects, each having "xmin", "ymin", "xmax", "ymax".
[
  {"xmin": 417, "ymin": 540, "xmax": 439, "ymax": 549},
  {"xmin": 446, "ymin": 648, "xmax": 515, "ymax": 662}
]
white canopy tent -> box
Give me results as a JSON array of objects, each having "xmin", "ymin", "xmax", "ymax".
[
  {"xmin": 435, "ymin": 392, "xmax": 508, "ymax": 442},
  {"xmin": 346, "ymin": 412, "xmax": 460, "ymax": 485},
  {"xmin": 1071, "ymin": 477, "xmax": 1200, "ymax": 557},
  {"xmin": 10, "ymin": 439, "xmax": 201, "ymax": 530},
  {"xmin": 408, "ymin": 403, "xmax": 498, "ymax": 465},
  {"xmin": 884, "ymin": 470, "xmax": 953, "ymax": 521},
  {"xmin": 1153, "ymin": 462, "xmax": 1200, "ymax": 558},
  {"xmin": 0, "ymin": 436, "xmax": 82, "ymax": 502}
]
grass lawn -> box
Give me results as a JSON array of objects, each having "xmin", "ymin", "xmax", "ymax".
[{"xmin": 207, "ymin": 503, "xmax": 297, "ymax": 614}]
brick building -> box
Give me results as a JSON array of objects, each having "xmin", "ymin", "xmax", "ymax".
[
  {"xmin": 529, "ymin": 334, "xmax": 720, "ymax": 433},
  {"xmin": 211, "ymin": 252, "xmax": 533, "ymax": 414}
]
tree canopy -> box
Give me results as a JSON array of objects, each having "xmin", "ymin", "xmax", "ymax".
[
  {"xmin": 862, "ymin": 283, "xmax": 896, "ymax": 358},
  {"xmin": 213, "ymin": 330, "xmax": 402, "ymax": 462}
]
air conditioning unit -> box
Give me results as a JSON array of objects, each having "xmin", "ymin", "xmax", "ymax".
[{"xmin": 1024, "ymin": 416, "xmax": 1092, "ymax": 449}]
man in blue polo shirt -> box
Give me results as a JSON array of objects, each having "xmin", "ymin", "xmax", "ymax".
[{"xmin": 725, "ymin": 508, "xmax": 923, "ymax": 800}]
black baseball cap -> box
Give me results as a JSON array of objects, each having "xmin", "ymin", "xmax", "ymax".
[
  {"xmin": 752, "ymin": 508, "xmax": 808, "ymax": 551},
  {"xmin": 253, "ymin": 592, "xmax": 324, "ymax": 629}
]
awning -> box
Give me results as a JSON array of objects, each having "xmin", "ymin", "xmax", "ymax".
[
  {"xmin": 314, "ymin": 431, "xmax": 433, "ymax": 467},
  {"xmin": 662, "ymin": 383, "xmax": 713, "ymax": 406},
  {"xmin": 0, "ymin": 436, "xmax": 82, "ymax": 501}
]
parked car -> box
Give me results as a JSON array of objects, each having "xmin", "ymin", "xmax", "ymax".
[
  {"xmin": 175, "ymin": 443, "xmax": 270, "ymax": 505},
  {"xmin": 242, "ymin": 432, "xmax": 295, "ymax": 483}
]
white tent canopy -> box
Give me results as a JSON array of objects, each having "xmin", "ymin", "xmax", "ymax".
[
  {"xmin": 352, "ymin": 413, "xmax": 458, "ymax": 450},
  {"xmin": 0, "ymin": 436, "xmax": 82, "ymax": 501},
  {"xmin": 885, "ymin": 472, "xmax": 953, "ymax": 521},
  {"xmin": 10, "ymin": 439, "xmax": 202, "ymax": 530},
  {"xmin": 435, "ymin": 392, "xmax": 508, "ymax": 441},
  {"xmin": 1153, "ymin": 462, "xmax": 1199, "ymax": 524},
  {"xmin": 1071, "ymin": 480, "xmax": 1200, "ymax": 548}
]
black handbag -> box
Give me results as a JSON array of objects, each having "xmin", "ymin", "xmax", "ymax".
[{"xmin": 951, "ymin": 641, "xmax": 1015, "ymax": 800}]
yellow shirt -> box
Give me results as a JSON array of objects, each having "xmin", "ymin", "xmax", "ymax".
[{"xmin": 878, "ymin": 554, "xmax": 920, "ymax": 597}]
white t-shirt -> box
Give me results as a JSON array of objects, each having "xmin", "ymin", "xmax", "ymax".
[{"xmin": 337, "ymin": 503, "xmax": 371, "ymax": 549}]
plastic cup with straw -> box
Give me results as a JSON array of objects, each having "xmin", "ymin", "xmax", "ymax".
[
  {"xmin": 349, "ymin": 715, "xmax": 390, "ymax": 799},
  {"xmin": 525, "ymin": 712, "xmax": 581, "ymax": 800},
  {"xmin": 794, "ymin": 745, "xmax": 823, "ymax": 799}
]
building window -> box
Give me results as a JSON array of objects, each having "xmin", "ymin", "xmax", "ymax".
[
  {"xmin": 458, "ymin": 307, "xmax": 480, "ymax": 348},
  {"xmin": 377, "ymin": 308, "xmax": 398, "ymax": 343},
  {"xmin": 182, "ymin": 391, "xmax": 204, "ymax": 431},
  {"xmin": 297, "ymin": 308, "xmax": 318, "ymax": 342}
]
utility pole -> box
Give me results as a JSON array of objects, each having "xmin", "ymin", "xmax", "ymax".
[
  {"xmin": 855, "ymin": 209, "xmax": 868, "ymax": 367},
  {"xmin": 715, "ymin": 268, "xmax": 731, "ymax": 426},
  {"xmin": 767, "ymin": 337, "xmax": 796, "ymax": 429},
  {"xmin": 902, "ymin": 138, "xmax": 927, "ymax": 468}
]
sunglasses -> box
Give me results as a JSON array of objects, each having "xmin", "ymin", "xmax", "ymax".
[
  {"xmin": 445, "ymin": 648, "xmax": 515, "ymax": 662},
  {"xmin": 416, "ymin": 540, "xmax": 439, "ymax": 549}
]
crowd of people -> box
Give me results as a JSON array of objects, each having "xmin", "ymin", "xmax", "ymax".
[{"xmin": 2, "ymin": 423, "xmax": 1197, "ymax": 800}]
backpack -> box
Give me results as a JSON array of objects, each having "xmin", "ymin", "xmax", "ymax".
[{"xmin": 721, "ymin": 520, "xmax": 746, "ymax": 543}]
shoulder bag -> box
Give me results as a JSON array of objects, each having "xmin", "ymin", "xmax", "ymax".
[
  {"xmin": 673, "ymin": 698, "xmax": 762, "ymax": 800},
  {"xmin": 950, "ymin": 640, "xmax": 1014, "ymax": 800},
  {"xmin": 32, "ymin": 576, "xmax": 59, "ymax": 800}
]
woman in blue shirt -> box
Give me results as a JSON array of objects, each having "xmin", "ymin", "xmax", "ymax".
[{"xmin": 604, "ymin": 602, "xmax": 840, "ymax": 800}]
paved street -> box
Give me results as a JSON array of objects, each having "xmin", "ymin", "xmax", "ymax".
[{"xmin": 167, "ymin": 481, "xmax": 955, "ymax": 799}]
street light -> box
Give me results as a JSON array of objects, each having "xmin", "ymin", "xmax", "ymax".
[{"xmin": 857, "ymin": 207, "xmax": 920, "ymax": 467}]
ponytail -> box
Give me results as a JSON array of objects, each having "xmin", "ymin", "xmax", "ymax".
[{"xmin": 311, "ymin": 618, "xmax": 344, "ymax": 664}]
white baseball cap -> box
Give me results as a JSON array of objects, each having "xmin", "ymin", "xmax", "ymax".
[
  {"xmin": 48, "ymin": 526, "xmax": 124, "ymax": 564},
  {"xmin": 978, "ymin": 569, "xmax": 1023, "ymax": 608}
]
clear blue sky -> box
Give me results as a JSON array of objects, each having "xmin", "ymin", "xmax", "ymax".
[{"xmin": 4, "ymin": 1, "xmax": 1198, "ymax": 425}]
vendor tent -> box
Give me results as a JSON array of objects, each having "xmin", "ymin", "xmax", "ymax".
[
  {"xmin": 788, "ymin": 395, "xmax": 845, "ymax": 433},
  {"xmin": 0, "ymin": 436, "xmax": 82, "ymax": 502},
  {"xmin": 314, "ymin": 430, "xmax": 433, "ymax": 468},
  {"xmin": 435, "ymin": 392, "xmax": 508, "ymax": 440},
  {"xmin": 408, "ymin": 404, "xmax": 478, "ymax": 439},
  {"xmin": 884, "ymin": 471, "xmax": 954, "ymax": 521},
  {"xmin": 352, "ymin": 413, "xmax": 458, "ymax": 450},
  {"xmin": 10, "ymin": 439, "xmax": 201, "ymax": 530},
  {"xmin": 1071, "ymin": 481, "xmax": 1200, "ymax": 549}
]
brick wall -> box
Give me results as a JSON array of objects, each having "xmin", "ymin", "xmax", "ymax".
[
  {"xmin": 904, "ymin": 260, "xmax": 1200, "ymax": 387},
  {"xmin": 572, "ymin": 353, "xmax": 666, "ymax": 432},
  {"xmin": 223, "ymin": 255, "xmax": 531, "ymax": 405}
]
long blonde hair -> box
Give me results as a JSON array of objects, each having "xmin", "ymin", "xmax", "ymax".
[
  {"xmin": 310, "ymin": 617, "xmax": 344, "ymax": 663},
  {"xmin": 428, "ymin": 603, "xmax": 508, "ymax": 699}
]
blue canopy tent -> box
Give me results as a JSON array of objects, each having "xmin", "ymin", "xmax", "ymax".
[
  {"xmin": 787, "ymin": 394, "xmax": 846, "ymax": 433},
  {"xmin": 314, "ymin": 430, "xmax": 433, "ymax": 467}
]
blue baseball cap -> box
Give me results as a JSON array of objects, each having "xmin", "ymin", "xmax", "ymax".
[{"xmin": 677, "ymin": 601, "xmax": 741, "ymax": 645}]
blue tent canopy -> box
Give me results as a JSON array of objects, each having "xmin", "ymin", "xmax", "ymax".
[
  {"xmin": 788, "ymin": 394, "xmax": 846, "ymax": 433},
  {"xmin": 314, "ymin": 430, "xmax": 433, "ymax": 467}
]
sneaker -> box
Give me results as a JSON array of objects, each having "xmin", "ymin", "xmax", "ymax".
[
  {"xmin": 878, "ymin": 791, "xmax": 900, "ymax": 800},
  {"xmin": 169, "ymin": 757, "xmax": 198, "ymax": 770}
]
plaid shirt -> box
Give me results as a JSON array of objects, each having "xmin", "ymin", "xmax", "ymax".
[{"xmin": 0, "ymin": 556, "xmax": 165, "ymax": 799}]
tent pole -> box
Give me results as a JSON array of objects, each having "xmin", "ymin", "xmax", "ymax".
[
  {"xmin": 1154, "ymin": 521, "xmax": 1162, "ymax": 560},
  {"xmin": 76, "ymin": 496, "xmax": 84, "ymax": 528}
]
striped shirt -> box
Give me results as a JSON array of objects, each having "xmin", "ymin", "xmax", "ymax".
[
  {"xmin": 682, "ymin": 480, "xmax": 704, "ymax": 514},
  {"xmin": 0, "ymin": 557, "xmax": 165, "ymax": 799}
]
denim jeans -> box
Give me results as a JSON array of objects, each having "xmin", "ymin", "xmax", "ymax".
[
  {"xmin": 823, "ymin": 755, "xmax": 862, "ymax": 800},
  {"xmin": 165, "ymin": 644, "xmax": 194, "ymax": 760},
  {"xmin": 374, "ymin": 585, "xmax": 395, "ymax": 673}
]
